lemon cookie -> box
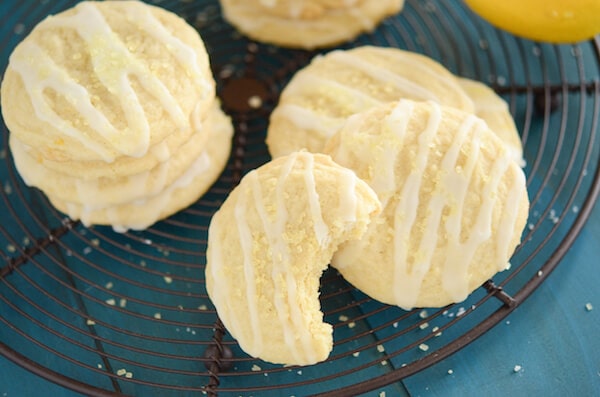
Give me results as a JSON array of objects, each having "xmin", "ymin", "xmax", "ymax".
[
  {"xmin": 206, "ymin": 151, "xmax": 381, "ymax": 365},
  {"xmin": 324, "ymin": 100, "xmax": 529, "ymax": 309},
  {"xmin": 219, "ymin": 0, "xmax": 405, "ymax": 49},
  {"xmin": 266, "ymin": 46, "xmax": 475, "ymax": 157}
]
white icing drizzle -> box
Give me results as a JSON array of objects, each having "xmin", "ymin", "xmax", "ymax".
[
  {"xmin": 327, "ymin": 50, "xmax": 440, "ymax": 102},
  {"xmin": 301, "ymin": 154, "xmax": 329, "ymax": 246},
  {"xmin": 234, "ymin": 184, "xmax": 263, "ymax": 356},
  {"xmin": 9, "ymin": 42, "xmax": 120, "ymax": 161},
  {"xmin": 272, "ymin": 104, "xmax": 345, "ymax": 139},
  {"xmin": 10, "ymin": 1, "xmax": 203, "ymax": 161},
  {"xmin": 248, "ymin": 171, "xmax": 299, "ymax": 362},
  {"xmin": 371, "ymin": 100, "xmax": 413, "ymax": 208},
  {"xmin": 248, "ymin": 154, "xmax": 320, "ymax": 364},
  {"xmin": 441, "ymin": 121, "xmax": 513, "ymax": 302},
  {"xmin": 392, "ymin": 101, "xmax": 442, "ymax": 308},
  {"xmin": 283, "ymin": 70, "xmax": 384, "ymax": 110}
]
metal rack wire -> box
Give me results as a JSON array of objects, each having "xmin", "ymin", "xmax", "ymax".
[{"xmin": 0, "ymin": 1, "xmax": 599, "ymax": 396}]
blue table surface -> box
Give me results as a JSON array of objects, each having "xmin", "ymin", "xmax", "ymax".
[
  {"xmin": 1, "ymin": 198, "xmax": 598, "ymax": 397},
  {"xmin": 0, "ymin": 1, "xmax": 599, "ymax": 396}
]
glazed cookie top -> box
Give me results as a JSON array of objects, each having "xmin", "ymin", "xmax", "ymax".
[
  {"xmin": 206, "ymin": 151, "xmax": 381, "ymax": 365},
  {"xmin": 1, "ymin": 1, "xmax": 215, "ymax": 163},
  {"xmin": 266, "ymin": 46, "xmax": 475, "ymax": 157},
  {"xmin": 324, "ymin": 100, "xmax": 529, "ymax": 309},
  {"xmin": 220, "ymin": 0, "xmax": 405, "ymax": 49}
]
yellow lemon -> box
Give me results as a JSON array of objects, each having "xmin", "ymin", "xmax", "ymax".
[{"xmin": 464, "ymin": 0, "xmax": 600, "ymax": 43}]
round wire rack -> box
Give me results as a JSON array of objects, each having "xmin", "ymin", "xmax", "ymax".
[{"xmin": 1, "ymin": 1, "xmax": 599, "ymax": 396}]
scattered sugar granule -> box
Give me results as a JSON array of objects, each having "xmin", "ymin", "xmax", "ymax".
[
  {"xmin": 91, "ymin": 238, "xmax": 100, "ymax": 247},
  {"xmin": 456, "ymin": 307, "xmax": 466, "ymax": 317},
  {"xmin": 352, "ymin": 352, "xmax": 360, "ymax": 358},
  {"xmin": 506, "ymin": 320, "xmax": 511, "ymax": 325},
  {"xmin": 3, "ymin": 182, "xmax": 12, "ymax": 195},
  {"xmin": 419, "ymin": 322, "xmax": 429, "ymax": 330},
  {"xmin": 119, "ymin": 298, "xmax": 127, "ymax": 308},
  {"xmin": 419, "ymin": 309, "xmax": 428, "ymax": 319},
  {"xmin": 154, "ymin": 312, "xmax": 162, "ymax": 320},
  {"xmin": 6, "ymin": 244, "xmax": 16, "ymax": 253},
  {"xmin": 0, "ymin": 149, "xmax": 6, "ymax": 159},
  {"xmin": 83, "ymin": 247, "xmax": 93, "ymax": 255},
  {"xmin": 538, "ymin": 270, "xmax": 543, "ymax": 277},
  {"xmin": 105, "ymin": 298, "xmax": 116, "ymax": 306},
  {"xmin": 142, "ymin": 239, "xmax": 153, "ymax": 245},
  {"xmin": 585, "ymin": 303, "xmax": 593, "ymax": 312},
  {"xmin": 348, "ymin": 322, "xmax": 356, "ymax": 329},
  {"xmin": 251, "ymin": 364, "xmax": 261, "ymax": 372},
  {"xmin": 393, "ymin": 322, "xmax": 399, "ymax": 328},
  {"xmin": 13, "ymin": 23, "xmax": 25, "ymax": 35},
  {"xmin": 164, "ymin": 276, "xmax": 173, "ymax": 284},
  {"xmin": 97, "ymin": 363, "xmax": 103, "ymax": 369},
  {"xmin": 105, "ymin": 281, "xmax": 114, "ymax": 290},
  {"xmin": 248, "ymin": 95, "xmax": 263, "ymax": 109},
  {"xmin": 448, "ymin": 369, "xmax": 454, "ymax": 375},
  {"xmin": 338, "ymin": 315, "xmax": 349, "ymax": 322},
  {"xmin": 125, "ymin": 372, "xmax": 133, "ymax": 379},
  {"xmin": 376, "ymin": 344, "xmax": 385, "ymax": 353},
  {"xmin": 432, "ymin": 326, "xmax": 442, "ymax": 337},
  {"xmin": 381, "ymin": 360, "xmax": 388, "ymax": 366},
  {"xmin": 116, "ymin": 368, "xmax": 127, "ymax": 376},
  {"xmin": 297, "ymin": 370, "xmax": 302, "ymax": 375},
  {"xmin": 140, "ymin": 260, "xmax": 147, "ymax": 267},
  {"xmin": 418, "ymin": 343, "xmax": 429, "ymax": 352},
  {"xmin": 379, "ymin": 391, "xmax": 386, "ymax": 397},
  {"xmin": 198, "ymin": 304, "xmax": 208, "ymax": 311},
  {"xmin": 572, "ymin": 205, "xmax": 580, "ymax": 213},
  {"xmin": 513, "ymin": 365, "xmax": 522, "ymax": 373},
  {"xmin": 86, "ymin": 319, "xmax": 96, "ymax": 326}
]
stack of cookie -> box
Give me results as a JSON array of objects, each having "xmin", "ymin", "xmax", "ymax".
[
  {"xmin": 219, "ymin": 0, "xmax": 405, "ymax": 49},
  {"xmin": 1, "ymin": 1, "xmax": 233, "ymax": 231}
]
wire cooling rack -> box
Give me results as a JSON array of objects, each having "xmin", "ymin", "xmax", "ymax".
[{"xmin": 1, "ymin": 1, "xmax": 599, "ymax": 396}]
